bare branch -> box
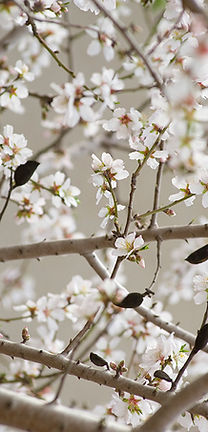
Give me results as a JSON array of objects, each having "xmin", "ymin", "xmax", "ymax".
[
  {"xmin": 0, "ymin": 224, "xmax": 207, "ymax": 262},
  {"xmin": 0, "ymin": 387, "xmax": 129, "ymax": 432}
]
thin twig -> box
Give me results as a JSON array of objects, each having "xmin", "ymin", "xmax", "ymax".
[
  {"xmin": 0, "ymin": 171, "xmax": 13, "ymax": 223},
  {"xmin": 149, "ymin": 143, "xmax": 164, "ymax": 229},
  {"xmin": 134, "ymin": 193, "xmax": 195, "ymax": 221},
  {"xmin": 146, "ymin": 237, "xmax": 162, "ymax": 292},
  {"xmin": 61, "ymin": 311, "xmax": 100, "ymax": 357},
  {"xmin": 33, "ymin": 128, "xmax": 70, "ymax": 160}
]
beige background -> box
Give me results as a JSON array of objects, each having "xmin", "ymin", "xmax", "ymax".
[{"xmin": 0, "ymin": 3, "xmax": 206, "ymax": 408}]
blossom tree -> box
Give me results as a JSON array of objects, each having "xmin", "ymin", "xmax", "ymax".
[{"xmin": 1, "ymin": 0, "xmax": 208, "ymax": 431}]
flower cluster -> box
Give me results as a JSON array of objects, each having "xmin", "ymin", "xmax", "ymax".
[
  {"xmin": 113, "ymin": 233, "xmax": 146, "ymax": 268},
  {"xmin": 2, "ymin": 0, "xmax": 208, "ymax": 430},
  {"xmin": 0, "ymin": 125, "xmax": 32, "ymax": 177},
  {"xmin": 91, "ymin": 152, "xmax": 128, "ymax": 228}
]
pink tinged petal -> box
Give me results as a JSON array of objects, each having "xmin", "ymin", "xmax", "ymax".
[
  {"xmin": 147, "ymin": 158, "xmax": 159, "ymax": 170},
  {"xmin": 169, "ymin": 191, "xmax": 184, "ymax": 202},
  {"xmin": 103, "ymin": 45, "xmax": 114, "ymax": 61},
  {"xmin": 103, "ymin": 118, "xmax": 120, "ymax": 132},
  {"xmin": 115, "ymin": 237, "xmax": 127, "ymax": 249},
  {"xmin": 80, "ymin": 104, "xmax": 94, "ymax": 122},
  {"xmin": 117, "ymin": 125, "xmax": 129, "ymax": 139},
  {"xmin": 134, "ymin": 235, "xmax": 144, "ymax": 249},
  {"xmin": 190, "ymin": 182, "xmax": 204, "ymax": 194},
  {"xmin": 185, "ymin": 196, "xmax": 195, "ymax": 206},
  {"xmin": 87, "ymin": 40, "xmax": 101, "ymax": 56},
  {"xmin": 194, "ymin": 291, "xmax": 207, "ymax": 305},
  {"xmin": 202, "ymin": 192, "xmax": 208, "ymax": 208},
  {"xmin": 102, "ymin": 152, "xmax": 113, "ymax": 167},
  {"xmin": 64, "ymin": 106, "xmax": 80, "ymax": 128},
  {"xmin": 138, "ymin": 258, "xmax": 145, "ymax": 268},
  {"xmin": 129, "ymin": 151, "xmax": 143, "ymax": 161}
]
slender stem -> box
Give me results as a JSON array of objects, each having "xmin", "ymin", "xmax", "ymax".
[
  {"xmin": 170, "ymin": 350, "xmax": 195, "ymax": 392},
  {"xmin": 146, "ymin": 237, "xmax": 161, "ymax": 292},
  {"xmin": 134, "ymin": 193, "xmax": 195, "ymax": 221},
  {"xmin": 0, "ymin": 171, "xmax": 13, "ymax": 223},
  {"xmin": 33, "ymin": 128, "xmax": 70, "ymax": 160},
  {"xmin": 125, "ymin": 129, "xmax": 167, "ymax": 236},
  {"xmin": 61, "ymin": 311, "xmax": 100, "ymax": 356},
  {"xmin": 0, "ymin": 313, "xmax": 33, "ymax": 322},
  {"xmin": 149, "ymin": 143, "xmax": 164, "ymax": 228},
  {"xmin": 201, "ymin": 301, "xmax": 208, "ymax": 328}
]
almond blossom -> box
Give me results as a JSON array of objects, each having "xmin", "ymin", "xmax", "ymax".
[
  {"xmin": 11, "ymin": 190, "xmax": 45, "ymax": 224},
  {"xmin": 14, "ymin": 60, "xmax": 34, "ymax": 82},
  {"xmin": 113, "ymin": 233, "xmax": 146, "ymax": 268},
  {"xmin": 91, "ymin": 152, "xmax": 129, "ymax": 188},
  {"xmin": 41, "ymin": 171, "xmax": 80, "ymax": 208},
  {"xmin": 0, "ymin": 81, "xmax": 29, "ymax": 113},
  {"xmin": 98, "ymin": 192, "xmax": 125, "ymax": 229},
  {"xmin": 193, "ymin": 273, "xmax": 208, "ymax": 304},
  {"xmin": 103, "ymin": 108, "xmax": 142, "ymax": 140},
  {"xmin": 73, "ymin": 0, "xmax": 116, "ymax": 14},
  {"xmin": 0, "ymin": 125, "xmax": 32, "ymax": 176},
  {"xmin": 190, "ymin": 170, "xmax": 208, "ymax": 208},
  {"xmin": 91, "ymin": 67, "xmax": 124, "ymax": 109},
  {"xmin": 110, "ymin": 392, "xmax": 153, "ymax": 427},
  {"xmin": 169, "ymin": 177, "xmax": 196, "ymax": 207},
  {"xmin": 51, "ymin": 73, "xmax": 95, "ymax": 127},
  {"xmin": 129, "ymin": 134, "xmax": 168, "ymax": 169},
  {"xmin": 87, "ymin": 17, "xmax": 116, "ymax": 62}
]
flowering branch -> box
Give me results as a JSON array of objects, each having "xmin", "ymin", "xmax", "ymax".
[
  {"xmin": 82, "ymin": 251, "xmax": 206, "ymax": 350},
  {"xmin": 135, "ymin": 372, "xmax": 208, "ymax": 432},
  {"xmin": 0, "ymin": 339, "xmax": 207, "ymax": 419}
]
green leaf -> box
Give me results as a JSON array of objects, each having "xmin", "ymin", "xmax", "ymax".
[{"xmin": 152, "ymin": 0, "xmax": 166, "ymax": 11}]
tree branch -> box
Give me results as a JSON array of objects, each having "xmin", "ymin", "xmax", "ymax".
[
  {"xmin": 0, "ymin": 339, "xmax": 207, "ymax": 419},
  {"xmin": 0, "ymin": 224, "xmax": 207, "ymax": 262},
  {"xmin": 135, "ymin": 372, "xmax": 208, "ymax": 432},
  {"xmin": 0, "ymin": 387, "xmax": 129, "ymax": 432},
  {"xmin": 81, "ymin": 252, "xmax": 208, "ymax": 356}
]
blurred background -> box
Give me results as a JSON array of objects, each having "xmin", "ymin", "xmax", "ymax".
[{"xmin": 0, "ymin": 1, "xmax": 207, "ymax": 410}]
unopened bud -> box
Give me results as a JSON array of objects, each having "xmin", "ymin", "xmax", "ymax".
[
  {"xmin": 110, "ymin": 362, "xmax": 117, "ymax": 371},
  {"xmin": 22, "ymin": 327, "xmax": 30, "ymax": 343},
  {"xmin": 163, "ymin": 208, "xmax": 176, "ymax": 217}
]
